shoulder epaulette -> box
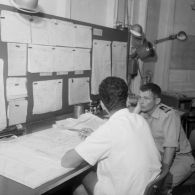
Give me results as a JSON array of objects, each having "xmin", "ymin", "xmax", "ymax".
[{"xmin": 159, "ymin": 105, "xmax": 171, "ymax": 113}]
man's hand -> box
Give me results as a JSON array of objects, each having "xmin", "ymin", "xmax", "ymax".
[
  {"xmin": 79, "ymin": 128, "xmax": 93, "ymax": 140},
  {"xmin": 133, "ymin": 101, "xmax": 141, "ymax": 114}
]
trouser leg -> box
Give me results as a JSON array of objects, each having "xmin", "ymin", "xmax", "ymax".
[
  {"xmin": 160, "ymin": 154, "xmax": 195, "ymax": 195},
  {"xmin": 82, "ymin": 170, "xmax": 97, "ymax": 195}
]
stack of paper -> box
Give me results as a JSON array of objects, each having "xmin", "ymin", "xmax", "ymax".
[{"xmin": 55, "ymin": 113, "xmax": 106, "ymax": 131}]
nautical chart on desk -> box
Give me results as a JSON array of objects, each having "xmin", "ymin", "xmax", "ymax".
[{"xmin": 0, "ymin": 113, "xmax": 105, "ymax": 188}]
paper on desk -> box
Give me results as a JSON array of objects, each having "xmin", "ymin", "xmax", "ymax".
[
  {"xmin": 0, "ymin": 128, "xmax": 82, "ymax": 188},
  {"xmin": 55, "ymin": 113, "xmax": 106, "ymax": 131}
]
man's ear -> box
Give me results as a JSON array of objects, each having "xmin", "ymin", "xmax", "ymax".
[
  {"xmin": 100, "ymin": 101, "xmax": 109, "ymax": 114},
  {"xmin": 155, "ymin": 97, "xmax": 161, "ymax": 105}
]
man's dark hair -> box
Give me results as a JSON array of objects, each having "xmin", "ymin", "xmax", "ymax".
[
  {"xmin": 99, "ymin": 77, "xmax": 128, "ymax": 111},
  {"xmin": 140, "ymin": 83, "xmax": 161, "ymax": 98}
]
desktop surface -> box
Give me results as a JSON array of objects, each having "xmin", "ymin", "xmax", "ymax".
[{"xmin": 0, "ymin": 113, "xmax": 104, "ymax": 195}]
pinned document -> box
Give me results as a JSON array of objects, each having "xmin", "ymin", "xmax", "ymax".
[
  {"xmin": 7, "ymin": 98, "xmax": 28, "ymax": 126},
  {"xmin": 0, "ymin": 10, "xmax": 31, "ymax": 43},
  {"xmin": 68, "ymin": 77, "xmax": 90, "ymax": 105},
  {"xmin": 6, "ymin": 77, "xmax": 27, "ymax": 100},
  {"xmin": 31, "ymin": 16, "xmax": 51, "ymax": 45},
  {"xmin": 0, "ymin": 59, "xmax": 7, "ymax": 130},
  {"xmin": 74, "ymin": 24, "xmax": 92, "ymax": 48},
  {"xmin": 7, "ymin": 43, "xmax": 27, "ymax": 76},
  {"xmin": 28, "ymin": 44, "xmax": 53, "ymax": 73},
  {"xmin": 49, "ymin": 20, "xmax": 74, "ymax": 47},
  {"xmin": 73, "ymin": 48, "xmax": 91, "ymax": 71},
  {"xmin": 33, "ymin": 79, "xmax": 63, "ymax": 114},
  {"xmin": 53, "ymin": 47, "xmax": 74, "ymax": 72},
  {"xmin": 91, "ymin": 40, "xmax": 111, "ymax": 95},
  {"xmin": 112, "ymin": 41, "xmax": 127, "ymax": 81}
]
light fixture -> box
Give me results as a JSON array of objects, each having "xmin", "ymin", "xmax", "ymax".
[
  {"xmin": 135, "ymin": 41, "xmax": 155, "ymax": 61},
  {"xmin": 129, "ymin": 24, "xmax": 144, "ymax": 39},
  {"xmin": 154, "ymin": 31, "xmax": 188, "ymax": 45},
  {"xmin": 130, "ymin": 30, "xmax": 188, "ymax": 62},
  {"xmin": 10, "ymin": 0, "xmax": 40, "ymax": 13},
  {"xmin": 131, "ymin": 40, "xmax": 155, "ymax": 62},
  {"xmin": 191, "ymin": 1, "xmax": 195, "ymax": 10}
]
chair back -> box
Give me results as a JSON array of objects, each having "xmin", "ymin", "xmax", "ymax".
[
  {"xmin": 143, "ymin": 168, "xmax": 169, "ymax": 195},
  {"xmin": 189, "ymin": 130, "xmax": 195, "ymax": 151}
]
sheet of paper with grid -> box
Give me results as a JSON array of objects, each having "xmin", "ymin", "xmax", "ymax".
[
  {"xmin": 0, "ymin": 128, "xmax": 80, "ymax": 188},
  {"xmin": 0, "ymin": 114, "xmax": 105, "ymax": 188}
]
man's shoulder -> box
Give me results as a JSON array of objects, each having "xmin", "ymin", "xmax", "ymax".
[{"xmin": 158, "ymin": 104, "xmax": 173, "ymax": 114}]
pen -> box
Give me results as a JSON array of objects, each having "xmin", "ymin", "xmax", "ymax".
[{"xmin": 67, "ymin": 128, "xmax": 81, "ymax": 132}]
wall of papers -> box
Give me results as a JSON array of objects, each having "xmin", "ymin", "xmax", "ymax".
[{"xmin": 0, "ymin": 4, "xmax": 128, "ymax": 130}]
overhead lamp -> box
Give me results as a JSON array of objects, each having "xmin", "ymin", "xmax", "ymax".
[
  {"xmin": 154, "ymin": 31, "xmax": 188, "ymax": 45},
  {"xmin": 131, "ymin": 40, "xmax": 155, "ymax": 62},
  {"xmin": 10, "ymin": 0, "xmax": 40, "ymax": 13},
  {"xmin": 129, "ymin": 24, "xmax": 144, "ymax": 39},
  {"xmin": 130, "ymin": 30, "xmax": 188, "ymax": 62}
]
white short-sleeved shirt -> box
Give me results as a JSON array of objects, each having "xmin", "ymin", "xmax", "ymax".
[{"xmin": 75, "ymin": 108, "xmax": 161, "ymax": 195}]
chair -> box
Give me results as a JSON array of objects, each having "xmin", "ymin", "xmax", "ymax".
[
  {"xmin": 181, "ymin": 111, "xmax": 195, "ymax": 139},
  {"xmin": 143, "ymin": 168, "xmax": 169, "ymax": 195},
  {"xmin": 172, "ymin": 130, "xmax": 195, "ymax": 194},
  {"xmin": 189, "ymin": 130, "xmax": 195, "ymax": 158}
]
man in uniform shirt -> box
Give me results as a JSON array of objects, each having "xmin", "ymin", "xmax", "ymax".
[
  {"xmin": 61, "ymin": 77, "xmax": 161, "ymax": 195},
  {"xmin": 133, "ymin": 82, "xmax": 195, "ymax": 195}
]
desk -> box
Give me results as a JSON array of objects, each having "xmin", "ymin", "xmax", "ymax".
[
  {"xmin": 0, "ymin": 164, "xmax": 90, "ymax": 195},
  {"xmin": 0, "ymin": 127, "xmax": 91, "ymax": 195},
  {"xmin": 0, "ymin": 113, "xmax": 105, "ymax": 195},
  {"xmin": 0, "ymin": 114, "xmax": 105, "ymax": 195}
]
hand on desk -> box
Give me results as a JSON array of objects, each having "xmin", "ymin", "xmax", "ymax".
[{"xmin": 79, "ymin": 128, "xmax": 93, "ymax": 139}]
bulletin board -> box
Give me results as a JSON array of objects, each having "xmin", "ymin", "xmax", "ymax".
[{"xmin": 0, "ymin": 4, "xmax": 128, "ymax": 131}]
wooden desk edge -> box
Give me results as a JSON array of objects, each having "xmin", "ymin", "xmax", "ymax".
[{"xmin": 36, "ymin": 164, "xmax": 91, "ymax": 194}]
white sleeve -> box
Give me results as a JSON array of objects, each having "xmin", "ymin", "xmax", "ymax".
[{"xmin": 75, "ymin": 125, "xmax": 111, "ymax": 165}]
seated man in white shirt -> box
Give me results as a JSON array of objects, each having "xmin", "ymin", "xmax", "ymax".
[{"xmin": 61, "ymin": 76, "xmax": 161, "ymax": 195}]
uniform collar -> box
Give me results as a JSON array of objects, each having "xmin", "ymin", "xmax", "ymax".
[{"xmin": 151, "ymin": 104, "xmax": 161, "ymax": 119}]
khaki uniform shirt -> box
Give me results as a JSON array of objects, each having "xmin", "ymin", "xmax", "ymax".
[{"xmin": 141, "ymin": 103, "xmax": 192, "ymax": 156}]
